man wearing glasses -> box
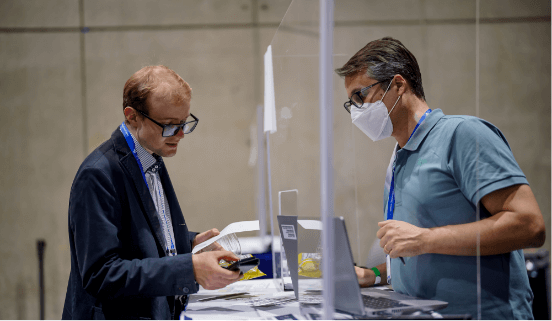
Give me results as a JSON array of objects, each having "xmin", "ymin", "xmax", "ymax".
[
  {"xmin": 336, "ymin": 37, "xmax": 545, "ymax": 319},
  {"xmin": 63, "ymin": 66, "xmax": 241, "ymax": 320}
]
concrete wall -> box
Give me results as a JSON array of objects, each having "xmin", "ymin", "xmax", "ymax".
[{"xmin": 0, "ymin": 0, "xmax": 549, "ymax": 319}]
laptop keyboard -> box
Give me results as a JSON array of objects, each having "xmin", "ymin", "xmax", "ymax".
[{"xmin": 362, "ymin": 295, "xmax": 410, "ymax": 309}]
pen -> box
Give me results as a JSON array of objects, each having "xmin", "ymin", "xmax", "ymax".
[{"xmin": 399, "ymin": 257, "xmax": 406, "ymax": 265}]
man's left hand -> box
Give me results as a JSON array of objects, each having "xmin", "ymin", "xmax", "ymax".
[
  {"xmin": 377, "ymin": 220, "xmax": 429, "ymax": 258},
  {"xmin": 192, "ymin": 228, "xmax": 223, "ymax": 250}
]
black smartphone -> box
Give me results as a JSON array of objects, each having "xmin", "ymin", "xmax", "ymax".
[{"xmin": 224, "ymin": 257, "xmax": 260, "ymax": 274}]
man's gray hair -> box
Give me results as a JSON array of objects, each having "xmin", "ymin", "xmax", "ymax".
[{"xmin": 335, "ymin": 37, "xmax": 426, "ymax": 101}]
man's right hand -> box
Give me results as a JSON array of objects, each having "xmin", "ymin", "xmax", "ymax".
[{"xmin": 192, "ymin": 250, "xmax": 241, "ymax": 290}]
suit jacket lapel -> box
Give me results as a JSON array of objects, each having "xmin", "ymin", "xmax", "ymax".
[{"xmin": 112, "ymin": 128, "xmax": 167, "ymax": 256}]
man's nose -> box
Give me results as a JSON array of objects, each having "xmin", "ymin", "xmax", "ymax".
[{"xmin": 176, "ymin": 127, "xmax": 185, "ymax": 137}]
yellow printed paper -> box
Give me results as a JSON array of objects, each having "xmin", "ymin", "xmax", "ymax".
[{"xmin": 298, "ymin": 253, "xmax": 322, "ymax": 278}]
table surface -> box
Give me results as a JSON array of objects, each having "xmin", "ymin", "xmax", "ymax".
[{"xmin": 180, "ymin": 278, "xmax": 390, "ymax": 320}]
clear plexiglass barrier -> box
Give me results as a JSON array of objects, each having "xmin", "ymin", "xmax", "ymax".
[{"xmin": 269, "ymin": 0, "xmax": 550, "ymax": 319}]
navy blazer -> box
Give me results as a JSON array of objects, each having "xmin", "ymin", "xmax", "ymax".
[{"xmin": 63, "ymin": 127, "xmax": 199, "ymax": 320}]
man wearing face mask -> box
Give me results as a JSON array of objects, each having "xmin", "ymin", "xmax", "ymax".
[{"xmin": 335, "ymin": 37, "xmax": 545, "ymax": 319}]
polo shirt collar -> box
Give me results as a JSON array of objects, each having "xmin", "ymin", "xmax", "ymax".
[{"xmin": 401, "ymin": 108, "xmax": 445, "ymax": 151}]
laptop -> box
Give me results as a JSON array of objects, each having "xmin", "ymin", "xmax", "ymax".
[
  {"xmin": 277, "ymin": 190, "xmax": 299, "ymax": 293},
  {"xmin": 276, "ymin": 214, "xmax": 299, "ymax": 298},
  {"xmin": 277, "ymin": 215, "xmax": 448, "ymax": 317}
]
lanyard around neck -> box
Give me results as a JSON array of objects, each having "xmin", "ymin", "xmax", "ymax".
[
  {"xmin": 120, "ymin": 122, "xmax": 176, "ymax": 255},
  {"xmin": 386, "ymin": 109, "xmax": 432, "ymax": 220},
  {"xmin": 120, "ymin": 122, "xmax": 149, "ymax": 189}
]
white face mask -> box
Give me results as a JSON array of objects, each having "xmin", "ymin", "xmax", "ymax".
[{"xmin": 351, "ymin": 80, "xmax": 401, "ymax": 142}]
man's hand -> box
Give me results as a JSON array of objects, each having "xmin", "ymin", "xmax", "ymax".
[
  {"xmin": 355, "ymin": 263, "xmax": 387, "ymax": 288},
  {"xmin": 192, "ymin": 250, "xmax": 241, "ymax": 290},
  {"xmin": 192, "ymin": 228, "xmax": 223, "ymax": 250},
  {"xmin": 377, "ymin": 185, "xmax": 545, "ymax": 258},
  {"xmin": 377, "ymin": 220, "xmax": 429, "ymax": 258}
]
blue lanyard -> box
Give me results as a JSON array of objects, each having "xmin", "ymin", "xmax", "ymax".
[
  {"xmin": 120, "ymin": 122, "xmax": 149, "ymax": 188},
  {"xmin": 156, "ymin": 181, "xmax": 176, "ymax": 255},
  {"xmin": 120, "ymin": 122, "xmax": 176, "ymax": 255},
  {"xmin": 386, "ymin": 109, "xmax": 431, "ymax": 220}
]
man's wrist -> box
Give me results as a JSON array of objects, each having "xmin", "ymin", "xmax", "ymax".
[{"xmin": 421, "ymin": 227, "xmax": 434, "ymax": 255}]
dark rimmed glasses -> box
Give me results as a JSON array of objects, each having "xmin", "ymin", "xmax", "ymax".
[
  {"xmin": 343, "ymin": 79, "xmax": 390, "ymax": 114},
  {"xmin": 136, "ymin": 109, "xmax": 198, "ymax": 137}
]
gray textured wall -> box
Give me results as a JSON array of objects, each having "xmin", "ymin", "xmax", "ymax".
[{"xmin": 0, "ymin": 0, "xmax": 549, "ymax": 319}]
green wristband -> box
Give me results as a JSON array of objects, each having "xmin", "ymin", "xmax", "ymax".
[
  {"xmin": 370, "ymin": 267, "xmax": 380, "ymax": 277},
  {"xmin": 371, "ymin": 267, "xmax": 381, "ymax": 285}
]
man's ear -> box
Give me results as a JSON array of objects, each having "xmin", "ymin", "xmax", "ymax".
[
  {"xmin": 124, "ymin": 106, "xmax": 138, "ymax": 126},
  {"xmin": 393, "ymin": 74, "xmax": 408, "ymax": 96}
]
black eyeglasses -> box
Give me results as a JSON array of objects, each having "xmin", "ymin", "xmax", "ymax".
[
  {"xmin": 135, "ymin": 109, "xmax": 198, "ymax": 137},
  {"xmin": 343, "ymin": 79, "xmax": 390, "ymax": 114}
]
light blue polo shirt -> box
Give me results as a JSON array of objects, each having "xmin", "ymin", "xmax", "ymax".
[{"xmin": 383, "ymin": 109, "xmax": 533, "ymax": 319}]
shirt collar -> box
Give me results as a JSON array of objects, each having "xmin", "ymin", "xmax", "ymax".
[
  {"xmin": 401, "ymin": 108, "xmax": 445, "ymax": 151},
  {"xmin": 128, "ymin": 131, "xmax": 163, "ymax": 173}
]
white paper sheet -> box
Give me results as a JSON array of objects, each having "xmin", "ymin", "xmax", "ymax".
[
  {"xmin": 180, "ymin": 313, "xmax": 307, "ymax": 321},
  {"xmin": 297, "ymin": 220, "xmax": 322, "ymax": 230},
  {"xmin": 196, "ymin": 279, "xmax": 282, "ymax": 296},
  {"xmin": 183, "ymin": 280, "xmax": 312, "ymax": 320},
  {"xmin": 192, "ymin": 220, "xmax": 260, "ymax": 254}
]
